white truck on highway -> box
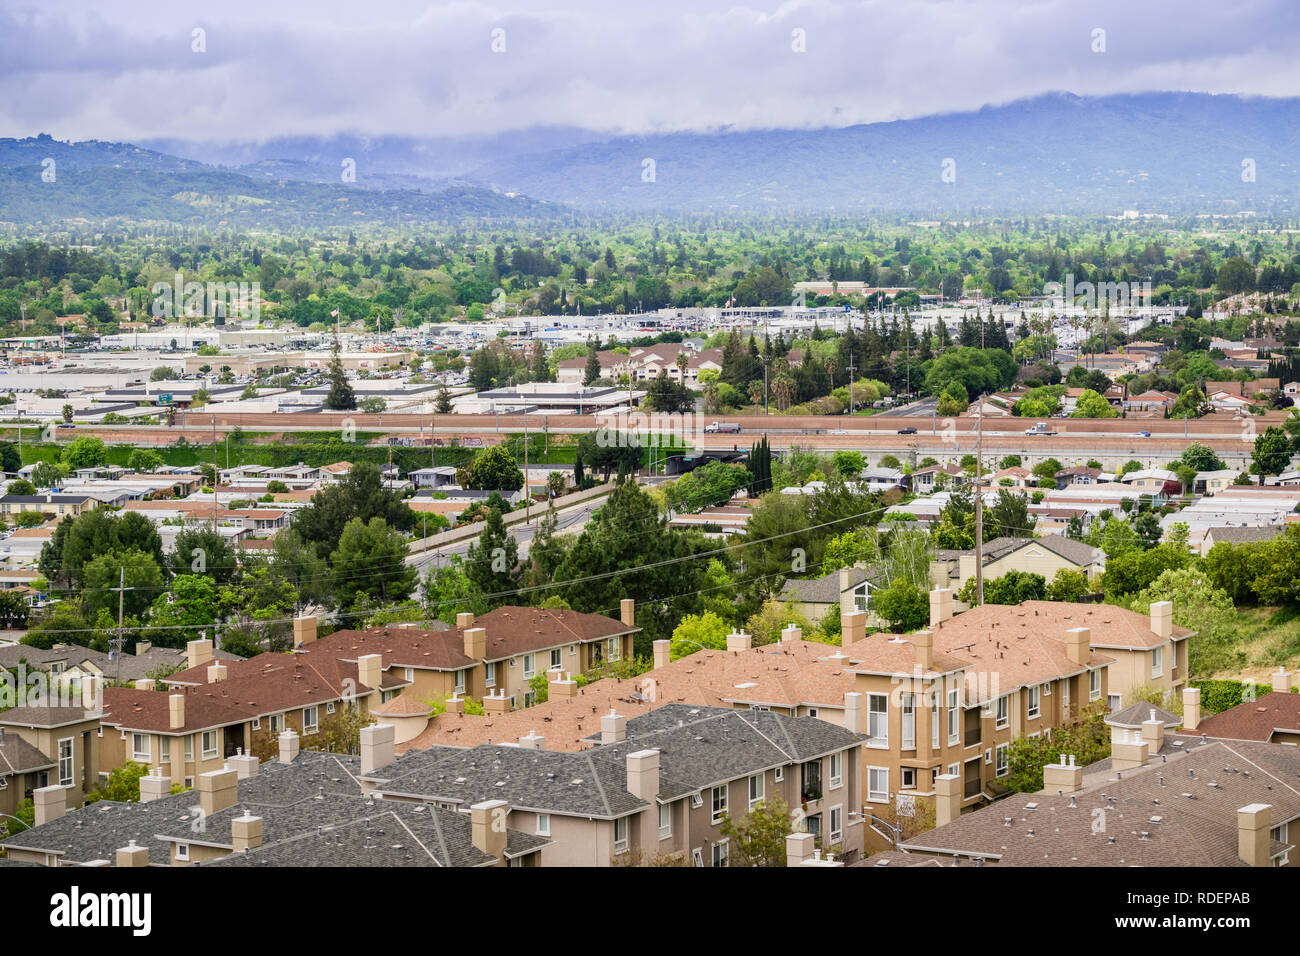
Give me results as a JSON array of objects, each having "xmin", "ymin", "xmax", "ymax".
[{"xmin": 1024, "ymin": 422, "xmax": 1057, "ymax": 436}]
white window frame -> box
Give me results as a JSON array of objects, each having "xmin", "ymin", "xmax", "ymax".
[
  {"xmin": 251, "ymin": 717, "xmax": 261, "ymax": 730},
  {"xmin": 711, "ymin": 839, "xmax": 729, "ymax": 867},
  {"xmin": 711, "ymin": 784, "xmax": 728, "ymax": 823},
  {"xmin": 404, "ymin": 666, "xmax": 414, "ymax": 682},
  {"xmin": 1061, "ymin": 679, "xmax": 1070, "ymax": 712},
  {"xmin": 996, "ymin": 695, "xmax": 1009, "ymax": 730},
  {"xmin": 692, "ymin": 847, "xmax": 704, "ymax": 867},
  {"xmin": 932, "ymin": 702, "xmax": 940, "ymax": 749},
  {"xmin": 326, "ymin": 702, "xmax": 335, "ymax": 714},
  {"xmin": 1027, "ymin": 685, "xmax": 1041, "ymax": 720},
  {"xmin": 901, "ymin": 693, "xmax": 916, "ymax": 751},
  {"xmin": 184, "ymin": 734, "xmax": 193, "ymax": 761},
  {"xmin": 57, "ymin": 737, "xmax": 73, "ymax": 786},
  {"xmin": 535, "ymin": 813, "xmax": 550, "ymax": 836},
  {"xmin": 607, "ymin": 636, "xmax": 621, "ymax": 663},
  {"xmin": 201, "ymin": 730, "xmax": 218, "ymax": 760},
  {"xmin": 1089, "ymin": 669, "xmax": 1101, "ymax": 701},
  {"xmin": 268, "ymin": 713, "xmax": 283, "ymax": 735},
  {"xmin": 867, "ymin": 767, "xmax": 888, "ymax": 803},
  {"xmin": 995, "ymin": 743, "xmax": 1009, "ymax": 777},
  {"xmin": 947, "ymin": 688, "xmax": 960, "ymax": 745},
  {"xmin": 748, "ymin": 773, "xmax": 764, "ymax": 809},
  {"xmin": 131, "ymin": 733, "xmax": 150, "ymax": 762},
  {"xmin": 774, "ymin": 766, "xmax": 784, "ymax": 782},
  {"xmin": 485, "ymin": 661, "xmax": 496, "ymax": 688},
  {"xmin": 549, "ymin": 648, "xmax": 562, "ymax": 670},
  {"xmin": 901, "ymin": 768, "xmax": 916, "ymax": 790},
  {"xmin": 829, "ymin": 805, "xmax": 843, "ymax": 843},
  {"xmin": 455, "ymin": 669, "xmax": 466, "ymax": 695},
  {"xmin": 659, "ymin": 803, "xmax": 672, "ymax": 840},
  {"xmin": 829, "ymin": 752, "xmax": 843, "ymax": 790},
  {"xmin": 867, "ymin": 693, "xmax": 888, "ymax": 748},
  {"xmin": 613, "ymin": 816, "xmax": 629, "ymax": 854},
  {"xmin": 523, "ymin": 654, "xmax": 535, "ymax": 680},
  {"xmin": 1151, "ymin": 644, "xmax": 1164, "ymax": 679},
  {"xmin": 302, "ymin": 705, "xmax": 319, "ymax": 735},
  {"xmin": 175, "ymin": 843, "xmax": 189, "ymax": 861},
  {"xmin": 159, "ymin": 737, "xmax": 170, "ymax": 762}
]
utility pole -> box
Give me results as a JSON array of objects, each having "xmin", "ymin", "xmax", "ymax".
[
  {"xmin": 110, "ymin": 566, "xmax": 134, "ymax": 686},
  {"xmin": 974, "ymin": 395, "xmax": 985, "ymax": 607},
  {"xmin": 523, "ymin": 421, "xmax": 530, "ymax": 522},
  {"xmin": 211, "ymin": 415, "xmax": 218, "ymax": 531}
]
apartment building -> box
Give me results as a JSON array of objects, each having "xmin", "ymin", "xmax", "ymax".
[
  {"xmin": 928, "ymin": 534, "xmax": 1105, "ymax": 592},
  {"xmin": 101, "ymin": 638, "xmax": 407, "ymax": 786},
  {"xmin": 0, "ymin": 705, "xmax": 101, "ymax": 815},
  {"xmin": 0, "ymin": 746, "xmax": 548, "ymax": 867},
  {"xmin": 364, "ymin": 704, "xmax": 866, "ymax": 866},
  {"xmin": 845, "ymin": 590, "xmax": 1117, "ymax": 826},
  {"xmin": 298, "ymin": 604, "xmax": 638, "ymax": 708},
  {"xmin": 894, "ymin": 734, "xmax": 1298, "ymax": 867},
  {"xmin": 932, "ymin": 597, "xmax": 1191, "ymax": 710}
]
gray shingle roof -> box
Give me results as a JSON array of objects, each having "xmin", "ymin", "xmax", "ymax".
[
  {"xmin": 778, "ymin": 566, "xmax": 872, "ymax": 605},
  {"xmin": 1105, "ymin": 701, "xmax": 1181, "ymax": 729},
  {"xmin": 1205, "ymin": 525, "xmax": 1285, "ymax": 545}
]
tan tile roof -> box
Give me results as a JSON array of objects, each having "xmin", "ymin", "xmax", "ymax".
[
  {"xmin": 934, "ymin": 601, "xmax": 1190, "ymax": 651},
  {"xmin": 1193, "ymin": 691, "xmax": 1300, "ymax": 742}
]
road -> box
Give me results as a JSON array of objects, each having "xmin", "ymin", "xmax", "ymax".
[{"xmin": 406, "ymin": 496, "xmax": 605, "ymax": 576}]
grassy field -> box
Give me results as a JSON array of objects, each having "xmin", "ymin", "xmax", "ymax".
[{"xmin": 1205, "ymin": 605, "xmax": 1300, "ymax": 682}]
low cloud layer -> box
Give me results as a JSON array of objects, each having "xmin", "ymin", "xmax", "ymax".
[{"xmin": 3, "ymin": 0, "xmax": 1299, "ymax": 143}]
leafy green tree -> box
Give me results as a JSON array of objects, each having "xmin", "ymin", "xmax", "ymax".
[
  {"xmin": 61, "ymin": 435, "xmax": 108, "ymax": 469},
  {"xmin": 959, "ymin": 569, "xmax": 1046, "ymax": 605},
  {"xmin": 292, "ymin": 462, "xmax": 417, "ymax": 559},
  {"xmin": 82, "ymin": 548, "xmax": 164, "ymax": 619},
  {"xmin": 664, "ymin": 461, "xmax": 752, "ymax": 513},
  {"xmin": 874, "ymin": 577, "xmax": 927, "ymax": 631},
  {"xmin": 0, "ymin": 441, "xmax": 20, "ymax": 473},
  {"xmin": 717, "ymin": 797, "xmax": 793, "ymax": 865},
  {"xmin": 85, "ymin": 762, "xmax": 150, "ymax": 804},
  {"xmin": 147, "ymin": 574, "xmax": 222, "ymax": 647},
  {"xmin": 1070, "ymin": 388, "xmax": 1118, "ymax": 418},
  {"xmin": 7, "ymin": 478, "xmax": 35, "ymax": 496},
  {"xmin": 169, "ymin": 526, "xmax": 239, "ymax": 584},
  {"xmin": 330, "ymin": 517, "xmax": 416, "ymax": 610},
  {"xmin": 127, "ymin": 449, "xmax": 164, "ymax": 473},
  {"xmin": 986, "ymin": 489, "xmax": 1030, "ymax": 539},
  {"xmin": 458, "ymin": 444, "xmax": 524, "ymax": 491},
  {"xmin": 422, "ymin": 554, "xmax": 487, "ymax": 622},
  {"xmin": 670, "ymin": 611, "xmax": 730, "ymax": 659},
  {"xmin": 324, "ymin": 334, "xmax": 357, "ymax": 411},
  {"xmin": 1251, "ymin": 426, "xmax": 1292, "ymax": 484},
  {"xmin": 30, "ymin": 461, "xmax": 64, "ymax": 487},
  {"xmin": 1046, "ymin": 567, "xmax": 1092, "ymax": 602},
  {"xmin": 1003, "ymin": 704, "xmax": 1110, "ymax": 792},
  {"xmin": 1180, "ymin": 443, "xmax": 1225, "ymax": 472}
]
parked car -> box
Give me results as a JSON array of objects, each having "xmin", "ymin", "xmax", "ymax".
[
  {"xmin": 1133, "ymin": 430, "xmax": 1151, "ymax": 438},
  {"xmin": 897, "ymin": 426, "xmax": 917, "ymax": 435}
]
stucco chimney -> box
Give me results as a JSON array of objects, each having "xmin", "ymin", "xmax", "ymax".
[
  {"xmin": 786, "ymin": 831, "xmax": 815, "ymax": 866},
  {"xmin": 625, "ymin": 749, "xmax": 659, "ymax": 801},
  {"xmin": 601, "ymin": 709, "xmax": 627, "ymax": 744},
  {"xmin": 360, "ymin": 723, "xmax": 395, "ymax": 775},
  {"xmin": 231, "ymin": 812, "xmax": 263, "ymax": 853},
  {"xmin": 1272, "ymin": 667, "xmax": 1293, "ymax": 694},
  {"xmin": 929, "ymin": 588, "xmax": 953, "ymax": 627},
  {"xmin": 186, "ymin": 638, "xmax": 213, "ymax": 671},
  {"xmin": 839, "ymin": 566, "xmax": 852, "ymax": 597},
  {"xmin": 620, "ymin": 598, "xmax": 635, "ymax": 627},
  {"xmin": 470, "ymin": 799, "xmax": 509, "ymax": 861},
  {"xmin": 278, "ymin": 729, "xmax": 299, "ymax": 764},
  {"xmin": 227, "ymin": 752, "xmax": 259, "ymax": 780},
  {"xmin": 1109, "ymin": 728, "xmax": 1150, "ymax": 772},
  {"xmin": 843, "ymin": 692, "xmax": 864, "ymax": 735},
  {"xmin": 293, "ymin": 615, "xmax": 317, "ymax": 647},
  {"xmin": 115, "ymin": 841, "xmax": 149, "ymax": 867},
  {"xmin": 519, "ymin": 730, "xmax": 546, "ymax": 750},
  {"xmin": 357, "ymin": 653, "xmax": 383, "ymax": 690},
  {"xmin": 781, "ymin": 624, "xmax": 802, "ymax": 644},
  {"xmin": 133, "ymin": 679, "xmax": 153, "ymax": 690},
  {"xmin": 958, "ymin": 554, "xmax": 977, "ymax": 586},
  {"xmin": 33, "ymin": 785, "xmax": 66, "ymax": 826},
  {"xmin": 483, "ymin": 689, "xmax": 510, "ymax": 714},
  {"xmin": 1042, "ymin": 754, "xmax": 1083, "ymax": 793},
  {"xmin": 139, "ymin": 771, "xmax": 171, "ymax": 803},
  {"xmin": 169, "ymin": 693, "xmax": 186, "ymax": 730},
  {"xmin": 1182, "ymin": 687, "xmax": 1201, "ymax": 732},
  {"xmin": 549, "ymin": 672, "xmax": 578, "ymax": 699},
  {"xmin": 652, "ymin": 639, "xmax": 671, "ymax": 669},
  {"xmin": 1141, "ymin": 710, "xmax": 1165, "ymax": 753},
  {"xmin": 207, "ymin": 662, "xmax": 227, "ymax": 683},
  {"xmin": 725, "ymin": 629, "xmax": 752, "ymax": 653},
  {"xmin": 1238, "ymin": 803, "xmax": 1272, "ymax": 867},
  {"xmin": 913, "ymin": 630, "xmax": 934, "ymax": 671},
  {"xmin": 198, "ymin": 768, "xmax": 238, "ymax": 818},
  {"xmin": 934, "ymin": 773, "xmax": 961, "ymax": 827},
  {"xmin": 456, "ymin": 612, "xmax": 475, "ymax": 629},
  {"xmin": 463, "ymin": 627, "xmax": 486, "ymax": 660},
  {"xmin": 1065, "ymin": 627, "xmax": 1090, "ymax": 666},
  {"xmin": 1150, "ymin": 601, "xmax": 1173, "ymax": 641},
  {"xmin": 841, "ymin": 610, "xmax": 866, "ymax": 646},
  {"xmin": 134, "ymin": 641, "xmax": 152, "ymax": 655}
]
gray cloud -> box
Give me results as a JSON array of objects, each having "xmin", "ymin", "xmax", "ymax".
[{"xmin": 2, "ymin": 0, "xmax": 1299, "ymax": 143}]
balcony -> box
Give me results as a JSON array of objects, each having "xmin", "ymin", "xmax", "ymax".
[{"xmin": 963, "ymin": 709, "xmax": 982, "ymax": 748}]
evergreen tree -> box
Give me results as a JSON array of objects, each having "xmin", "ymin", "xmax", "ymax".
[
  {"xmin": 465, "ymin": 507, "xmax": 520, "ymax": 602},
  {"xmin": 584, "ymin": 337, "xmax": 602, "ymax": 385},
  {"xmin": 324, "ymin": 333, "xmax": 356, "ymax": 411}
]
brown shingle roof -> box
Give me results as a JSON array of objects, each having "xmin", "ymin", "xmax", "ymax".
[{"xmin": 1192, "ymin": 691, "xmax": 1300, "ymax": 743}]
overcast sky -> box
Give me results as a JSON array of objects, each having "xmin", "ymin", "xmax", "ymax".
[{"xmin": 3, "ymin": 0, "xmax": 1300, "ymax": 143}]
